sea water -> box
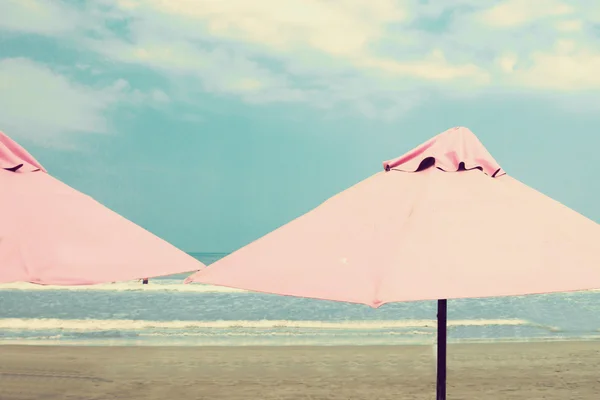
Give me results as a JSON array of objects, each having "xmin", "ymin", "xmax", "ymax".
[{"xmin": 1, "ymin": 253, "xmax": 599, "ymax": 346}]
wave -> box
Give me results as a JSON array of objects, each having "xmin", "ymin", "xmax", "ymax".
[
  {"xmin": 0, "ymin": 281, "xmax": 246, "ymax": 293},
  {"xmin": 137, "ymin": 330, "xmax": 436, "ymax": 337},
  {"xmin": 3, "ymin": 335, "xmax": 599, "ymax": 347},
  {"xmin": 2, "ymin": 282, "xmax": 598, "ymax": 296},
  {"xmin": 0, "ymin": 318, "xmax": 555, "ymax": 331}
]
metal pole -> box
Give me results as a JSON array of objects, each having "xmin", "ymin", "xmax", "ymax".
[{"xmin": 436, "ymin": 299, "xmax": 447, "ymax": 400}]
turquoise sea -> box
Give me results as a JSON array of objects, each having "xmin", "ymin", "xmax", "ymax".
[{"xmin": 1, "ymin": 253, "xmax": 599, "ymax": 346}]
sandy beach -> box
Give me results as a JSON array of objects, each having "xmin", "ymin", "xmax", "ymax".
[{"xmin": 1, "ymin": 341, "xmax": 599, "ymax": 400}]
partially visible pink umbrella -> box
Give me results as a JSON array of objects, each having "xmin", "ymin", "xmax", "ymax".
[
  {"xmin": 186, "ymin": 126, "xmax": 600, "ymax": 400},
  {"xmin": 0, "ymin": 131, "xmax": 205, "ymax": 285}
]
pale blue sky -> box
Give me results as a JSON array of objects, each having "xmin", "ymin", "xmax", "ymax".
[{"xmin": 1, "ymin": 0, "xmax": 598, "ymax": 252}]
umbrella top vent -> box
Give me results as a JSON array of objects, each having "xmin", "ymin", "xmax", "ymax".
[
  {"xmin": 0, "ymin": 131, "xmax": 46, "ymax": 173},
  {"xmin": 383, "ymin": 126, "xmax": 504, "ymax": 178}
]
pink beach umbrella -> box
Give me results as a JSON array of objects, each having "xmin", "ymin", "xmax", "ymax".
[
  {"xmin": 186, "ymin": 126, "xmax": 600, "ymax": 400},
  {"xmin": 0, "ymin": 131, "xmax": 205, "ymax": 285}
]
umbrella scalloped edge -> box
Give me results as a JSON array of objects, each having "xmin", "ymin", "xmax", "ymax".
[
  {"xmin": 0, "ymin": 131, "xmax": 46, "ymax": 173},
  {"xmin": 382, "ymin": 126, "xmax": 505, "ymax": 178}
]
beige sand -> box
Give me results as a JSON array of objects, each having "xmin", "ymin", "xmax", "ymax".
[{"xmin": 1, "ymin": 341, "xmax": 599, "ymax": 399}]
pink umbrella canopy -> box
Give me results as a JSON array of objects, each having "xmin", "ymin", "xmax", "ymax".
[
  {"xmin": 185, "ymin": 126, "xmax": 600, "ymax": 307},
  {"xmin": 0, "ymin": 131, "xmax": 206, "ymax": 285}
]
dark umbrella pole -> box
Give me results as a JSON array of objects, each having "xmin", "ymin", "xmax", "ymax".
[{"xmin": 437, "ymin": 299, "xmax": 448, "ymax": 400}]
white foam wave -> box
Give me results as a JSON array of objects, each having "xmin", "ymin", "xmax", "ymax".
[
  {"xmin": 137, "ymin": 329, "xmax": 437, "ymax": 337},
  {"xmin": 4, "ymin": 335, "xmax": 599, "ymax": 347},
  {"xmin": 0, "ymin": 318, "xmax": 546, "ymax": 331},
  {"xmin": 0, "ymin": 281, "xmax": 245, "ymax": 293},
  {"xmin": 2, "ymin": 283, "xmax": 598, "ymax": 297}
]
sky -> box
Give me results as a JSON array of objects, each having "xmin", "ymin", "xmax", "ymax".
[{"xmin": 1, "ymin": 0, "xmax": 599, "ymax": 252}]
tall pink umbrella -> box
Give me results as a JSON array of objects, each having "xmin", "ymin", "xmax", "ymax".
[
  {"xmin": 0, "ymin": 131, "xmax": 206, "ymax": 285},
  {"xmin": 186, "ymin": 126, "xmax": 600, "ymax": 400}
]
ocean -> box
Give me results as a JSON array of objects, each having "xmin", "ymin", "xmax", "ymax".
[{"xmin": 1, "ymin": 253, "xmax": 599, "ymax": 346}]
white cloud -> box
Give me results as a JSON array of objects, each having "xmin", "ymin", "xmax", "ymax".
[
  {"xmin": 0, "ymin": 58, "xmax": 166, "ymax": 143},
  {"xmin": 97, "ymin": 0, "xmax": 600, "ymax": 94},
  {"xmin": 360, "ymin": 50, "xmax": 489, "ymax": 83},
  {"xmin": 506, "ymin": 40, "xmax": 600, "ymax": 90},
  {"xmin": 0, "ymin": 58, "xmax": 114, "ymax": 139},
  {"xmin": 475, "ymin": 0, "xmax": 574, "ymax": 28},
  {"xmin": 436, "ymin": 1, "xmax": 600, "ymax": 92},
  {"xmin": 150, "ymin": 89, "xmax": 171, "ymax": 103},
  {"xmin": 555, "ymin": 19, "xmax": 584, "ymax": 32},
  {"xmin": 70, "ymin": 0, "xmax": 489, "ymax": 118},
  {"xmin": 114, "ymin": 0, "xmax": 489, "ymax": 84},
  {"xmin": 0, "ymin": 0, "xmax": 88, "ymax": 36},
  {"xmin": 497, "ymin": 53, "xmax": 518, "ymax": 73},
  {"xmin": 2, "ymin": 0, "xmax": 600, "ymax": 122},
  {"xmin": 117, "ymin": 0, "xmax": 408, "ymax": 56},
  {"xmin": 90, "ymin": 38, "xmax": 308, "ymax": 103}
]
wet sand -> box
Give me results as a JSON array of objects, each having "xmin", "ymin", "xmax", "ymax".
[{"xmin": 1, "ymin": 341, "xmax": 599, "ymax": 399}]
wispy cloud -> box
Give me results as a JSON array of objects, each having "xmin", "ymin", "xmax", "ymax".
[
  {"xmin": 474, "ymin": 0, "xmax": 574, "ymax": 28},
  {"xmin": 0, "ymin": 0, "xmax": 82, "ymax": 35},
  {"xmin": 0, "ymin": 58, "xmax": 167, "ymax": 144},
  {"xmin": 554, "ymin": 19, "xmax": 584, "ymax": 32},
  {"xmin": 2, "ymin": 0, "xmax": 600, "ymax": 128},
  {"xmin": 497, "ymin": 39, "xmax": 600, "ymax": 91},
  {"xmin": 102, "ymin": 0, "xmax": 490, "ymax": 83}
]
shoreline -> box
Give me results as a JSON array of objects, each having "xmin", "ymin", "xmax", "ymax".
[
  {"xmin": 2, "ymin": 337, "xmax": 600, "ymax": 347},
  {"xmin": 1, "ymin": 341, "xmax": 599, "ymax": 399},
  {"xmin": 2, "ymin": 335, "xmax": 600, "ymax": 347}
]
